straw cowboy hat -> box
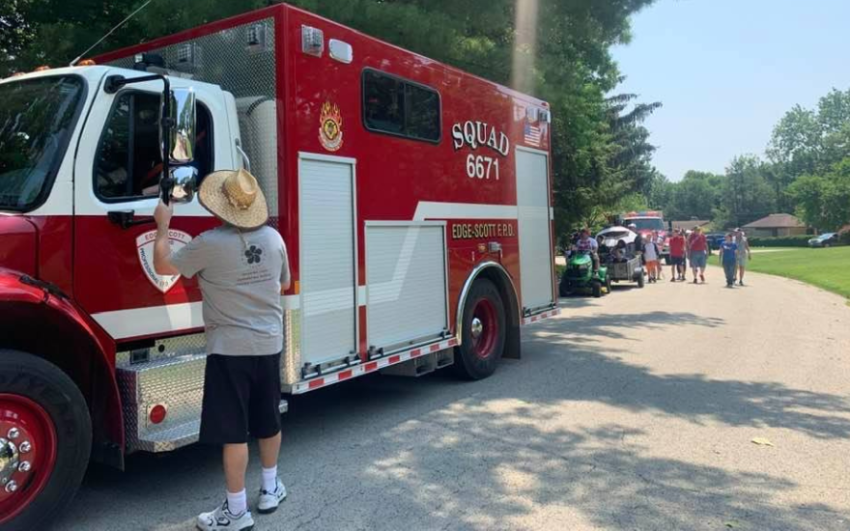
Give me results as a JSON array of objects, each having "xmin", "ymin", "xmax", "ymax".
[{"xmin": 198, "ymin": 168, "xmax": 268, "ymax": 229}]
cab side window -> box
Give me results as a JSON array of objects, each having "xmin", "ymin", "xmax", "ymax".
[{"xmin": 95, "ymin": 92, "xmax": 213, "ymax": 201}]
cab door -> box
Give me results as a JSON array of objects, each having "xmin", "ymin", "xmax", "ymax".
[{"xmin": 72, "ymin": 76, "xmax": 233, "ymax": 342}]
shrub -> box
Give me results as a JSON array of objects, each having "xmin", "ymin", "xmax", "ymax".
[{"xmin": 747, "ymin": 235, "xmax": 812, "ymax": 248}]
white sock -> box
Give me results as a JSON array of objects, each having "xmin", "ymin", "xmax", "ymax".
[
  {"xmin": 262, "ymin": 466, "xmax": 278, "ymax": 493},
  {"xmin": 226, "ymin": 489, "xmax": 247, "ymax": 515}
]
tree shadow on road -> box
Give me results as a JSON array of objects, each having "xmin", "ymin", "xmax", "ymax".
[
  {"xmin": 60, "ymin": 309, "xmax": 850, "ymax": 531},
  {"xmin": 520, "ymin": 311, "xmax": 850, "ymax": 440}
]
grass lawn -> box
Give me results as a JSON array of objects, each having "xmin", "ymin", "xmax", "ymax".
[{"xmin": 709, "ymin": 246, "xmax": 850, "ymax": 299}]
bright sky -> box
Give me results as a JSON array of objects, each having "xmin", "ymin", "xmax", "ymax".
[{"xmin": 613, "ymin": 0, "xmax": 850, "ymax": 181}]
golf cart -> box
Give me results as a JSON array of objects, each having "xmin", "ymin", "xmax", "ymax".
[
  {"xmin": 559, "ymin": 249, "xmax": 610, "ymax": 298},
  {"xmin": 597, "ymin": 226, "xmax": 645, "ymax": 289}
]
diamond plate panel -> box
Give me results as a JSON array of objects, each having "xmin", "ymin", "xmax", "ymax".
[
  {"xmin": 117, "ymin": 332, "xmax": 290, "ymax": 453},
  {"xmin": 107, "ymin": 18, "xmax": 279, "ymax": 217},
  {"xmin": 117, "ymin": 351, "xmax": 207, "ymax": 453},
  {"xmin": 282, "ymin": 308, "xmax": 302, "ymax": 387}
]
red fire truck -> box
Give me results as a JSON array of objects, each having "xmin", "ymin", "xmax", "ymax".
[{"xmin": 0, "ymin": 4, "xmax": 559, "ymax": 528}]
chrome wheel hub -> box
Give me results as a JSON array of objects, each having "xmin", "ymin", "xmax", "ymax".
[
  {"xmin": 0, "ymin": 437, "xmax": 20, "ymax": 488},
  {"xmin": 470, "ymin": 317, "xmax": 484, "ymax": 339}
]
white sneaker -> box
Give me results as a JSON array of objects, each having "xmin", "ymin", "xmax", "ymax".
[
  {"xmin": 197, "ymin": 501, "xmax": 254, "ymax": 531},
  {"xmin": 257, "ymin": 478, "xmax": 287, "ymax": 514}
]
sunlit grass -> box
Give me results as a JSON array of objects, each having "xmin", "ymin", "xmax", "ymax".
[{"xmin": 710, "ymin": 247, "xmax": 850, "ymax": 299}]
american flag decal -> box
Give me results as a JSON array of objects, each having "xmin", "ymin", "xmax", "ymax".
[{"xmin": 524, "ymin": 122, "xmax": 542, "ymax": 147}]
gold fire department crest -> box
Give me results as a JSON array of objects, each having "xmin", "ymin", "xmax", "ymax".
[{"xmin": 319, "ymin": 101, "xmax": 343, "ymax": 152}]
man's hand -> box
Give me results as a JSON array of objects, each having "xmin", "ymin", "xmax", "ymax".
[
  {"xmin": 153, "ymin": 201, "xmax": 180, "ymax": 276},
  {"xmin": 154, "ymin": 200, "xmax": 173, "ymax": 230}
]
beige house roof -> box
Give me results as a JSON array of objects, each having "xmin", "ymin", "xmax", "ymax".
[{"xmin": 742, "ymin": 214, "xmax": 806, "ymax": 229}]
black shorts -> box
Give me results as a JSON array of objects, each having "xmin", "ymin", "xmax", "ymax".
[
  {"xmin": 199, "ymin": 353, "xmax": 282, "ymax": 445},
  {"xmin": 670, "ymin": 256, "xmax": 684, "ymax": 266}
]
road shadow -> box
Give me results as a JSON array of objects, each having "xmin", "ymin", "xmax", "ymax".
[
  {"xmin": 60, "ymin": 310, "xmax": 850, "ymax": 531},
  {"xmin": 522, "ymin": 311, "xmax": 850, "ymax": 440}
]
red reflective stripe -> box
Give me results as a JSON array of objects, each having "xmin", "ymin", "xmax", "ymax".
[
  {"xmin": 410, "ymin": 349, "xmax": 422, "ymax": 358},
  {"xmin": 365, "ymin": 362, "xmax": 378, "ymax": 372},
  {"xmin": 430, "ymin": 344, "xmax": 441, "ymax": 352},
  {"xmin": 308, "ymin": 378, "xmax": 325, "ymax": 390},
  {"xmin": 389, "ymin": 355, "xmax": 401, "ymax": 364},
  {"xmin": 338, "ymin": 370, "xmax": 353, "ymax": 381}
]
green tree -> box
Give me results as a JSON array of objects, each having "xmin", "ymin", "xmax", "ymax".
[
  {"xmin": 787, "ymin": 159, "xmax": 850, "ymax": 231},
  {"xmin": 767, "ymin": 88, "xmax": 850, "ymax": 200},
  {"xmin": 666, "ymin": 170, "xmax": 723, "ymax": 221},
  {"xmin": 720, "ymin": 155, "xmax": 777, "ymax": 228}
]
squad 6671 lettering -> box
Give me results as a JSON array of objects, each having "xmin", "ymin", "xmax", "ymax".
[{"xmin": 452, "ymin": 121, "xmax": 510, "ymax": 181}]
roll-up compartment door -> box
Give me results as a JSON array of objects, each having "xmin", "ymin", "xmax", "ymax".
[
  {"xmin": 516, "ymin": 148, "xmax": 555, "ymax": 312},
  {"xmin": 366, "ymin": 223, "xmax": 449, "ymax": 352},
  {"xmin": 299, "ymin": 155, "xmax": 357, "ymax": 368}
]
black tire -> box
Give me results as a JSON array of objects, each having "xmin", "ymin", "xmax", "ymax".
[
  {"xmin": 559, "ymin": 275, "xmax": 571, "ymax": 297},
  {"xmin": 0, "ymin": 350, "xmax": 92, "ymax": 531},
  {"xmin": 637, "ymin": 272, "xmax": 645, "ymax": 289},
  {"xmin": 592, "ymin": 280, "xmax": 602, "ymax": 298},
  {"xmin": 454, "ymin": 279, "xmax": 507, "ymax": 380}
]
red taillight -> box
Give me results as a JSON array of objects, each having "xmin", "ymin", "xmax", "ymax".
[{"xmin": 149, "ymin": 404, "xmax": 167, "ymax": 425}]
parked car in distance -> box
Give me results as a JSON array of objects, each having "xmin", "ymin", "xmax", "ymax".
[
  {"xmin": 809, "ymin": 233, "xmax": 839, "ymax": 248},
  {"xmin": 706, "ymin": 233, "xmax": 726, "ymax": 250}
]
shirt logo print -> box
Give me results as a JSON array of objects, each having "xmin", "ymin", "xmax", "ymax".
[{"xmin": 245, "ymin": 245, "xmax": 263, "ymax": 264}]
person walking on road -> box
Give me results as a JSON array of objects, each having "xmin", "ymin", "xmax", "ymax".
[
  {"xmin": 734, "ymin": 228, "xmax": 752, "ymax": 286},
  {"xmin": 643, "ymin": 235, "xmax": 660, "ymax": 283},
  {"xmin": 688, "ymin": 226, "xmax": 708, "ymax": 284},
  {"xmin": 719, "ymin": 233, "xmax": 739, "ymax": 288},
  {"xmin": 669, "ymin": 229, "xmax": 686, "ymax": 281},
  {"xmin": 652, "ymin": 230, "xmax": 665, "ymax": 280},
  {"xmin": 153, "ymin": 169, "xmax": 290, "ymax": 531}
]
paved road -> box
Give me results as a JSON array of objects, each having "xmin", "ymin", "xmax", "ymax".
[{"xmin": 56, "ymin": 267, "xmax": 850, "ymax": 531}]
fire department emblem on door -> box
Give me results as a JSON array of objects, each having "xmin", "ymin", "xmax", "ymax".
[
  {"xmin": 319, "ymin": 101, "xmax": 343, "ymax": 152},
  {"xmin": 136, "ymin": 229, "xmax": 193, "ymax": 293}
]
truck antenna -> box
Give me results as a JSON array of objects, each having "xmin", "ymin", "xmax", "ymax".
[{"xmin": 69, "ymin": 0, "xmax": 155, "ymax": 66}]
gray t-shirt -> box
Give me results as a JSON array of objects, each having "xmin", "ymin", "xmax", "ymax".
[{"xmin": 171, "ymin": 225, "xmax": 289, "ymax": 356}]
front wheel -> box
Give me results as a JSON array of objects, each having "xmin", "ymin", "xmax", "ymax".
[
  {"xmin": 0, "ymin": 350, "xmax": 92, "ymax": 531},
  {"xmin": 454, "ymin": 279, "xmax": 507, "ymax": 380},
  {"xmin": 637, "ymin": 272, "xmax": 645, "ymax": 289},
  {"xmin": 592, "ymin": 280, "xmax": 603, "ymax": 298}
]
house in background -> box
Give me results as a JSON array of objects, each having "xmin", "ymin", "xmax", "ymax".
[
  {"xmin": 742, "ymin": 214, "xmax": 808, "ymax": 238},
  {"xmin": 671, "ymin": 219, "xmax": 711, "ymax": 232}
]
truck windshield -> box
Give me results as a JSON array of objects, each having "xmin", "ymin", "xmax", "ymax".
[
  {"xmin": 0, "ymin": 75, "xmax": 85, "ymax": 211},
  {"xmin": 625, "ymin": 218, "xmax": 664, "ymax": 231}
]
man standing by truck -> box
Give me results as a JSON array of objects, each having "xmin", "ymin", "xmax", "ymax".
[{"xmin": 153, "ymin": 169, "xmax": 290, "ymax": 531}]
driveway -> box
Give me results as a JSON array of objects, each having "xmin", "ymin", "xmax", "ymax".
[{"xmin": 56, "ymin": 267, "xmax": 850, "ymax": 530}]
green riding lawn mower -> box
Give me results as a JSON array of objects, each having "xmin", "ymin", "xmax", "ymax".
[{"xmin": 559, "ymin": 250, "xmax": 611, "ymax": 298}]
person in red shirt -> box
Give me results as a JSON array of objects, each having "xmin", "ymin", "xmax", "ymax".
[
  {"xmin": 668, "ymin": 229, "xmax": 686, "ymax": 281},
  {"xmin": 688, "ymin": 226, "xmax": 709, "ymax": 283}
]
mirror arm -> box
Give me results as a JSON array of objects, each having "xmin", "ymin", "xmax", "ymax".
[{"xmin": 235, "ymin": 138, "xmax": 252, "ymax": 173}]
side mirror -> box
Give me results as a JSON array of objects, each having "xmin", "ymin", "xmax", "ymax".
[
  {"xmin": 164, "ymin": 166, "xmax": 198, "ymax": 204},
  {"xmin": 168, "ymin": 88, "xmax": 196, "ymax": 165}
]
